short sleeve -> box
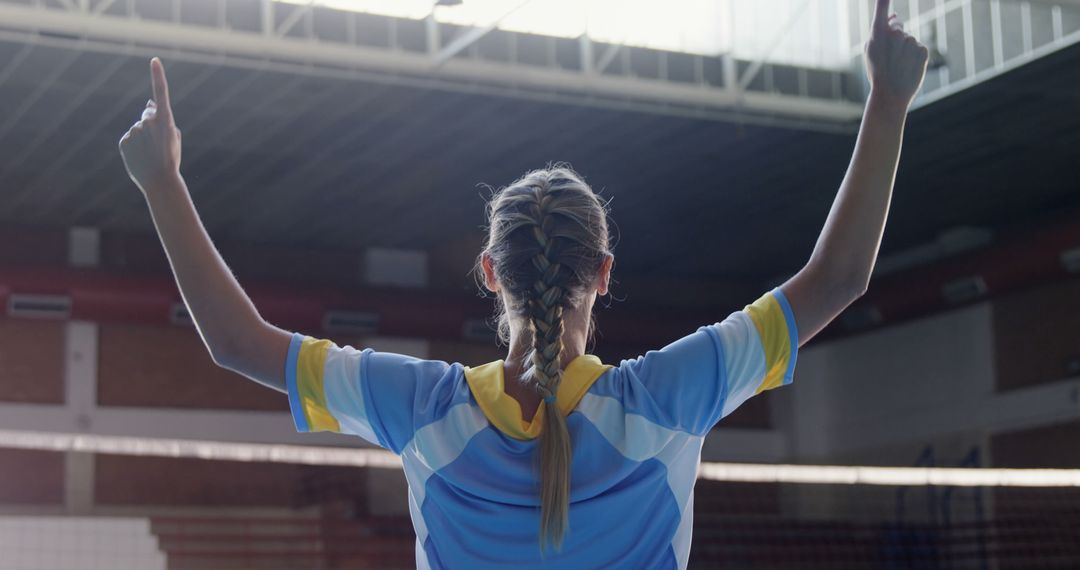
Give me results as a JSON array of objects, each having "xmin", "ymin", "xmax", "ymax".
[
  {"xmin": 284, "ymin": 333, "xmax": 453, "ymax": 454},
  {"xmin": 720, "ymin": 286, "xmax": 799, "ymax": 415},
  {"xmin": 615, "ymin": 287, "xmax": 799, "ymax": 435}
]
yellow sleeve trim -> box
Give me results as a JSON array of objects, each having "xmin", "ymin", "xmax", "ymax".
[
  {"xmin": 744, "ymin": 291, "xmax": 794, "ymax": 395},
  {"xmin": 296, "ymin": 337, "xmax": 341, "ymax": 433}
]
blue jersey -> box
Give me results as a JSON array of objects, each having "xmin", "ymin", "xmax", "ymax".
[{"xmin": 286, "ymin": 288, "xmax": 799, "ymax": 569}]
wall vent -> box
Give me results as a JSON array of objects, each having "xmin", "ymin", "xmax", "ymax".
[
  {"xmin": 322, "ymin": 311, "xmax": 379, "ymax": 335},
  {"xmin": 7, "ymin": 294, "xmax": 72, "ymax": 320},
  {"xmin": 68, "ymin": 226, "xmax": 101, "ymax": 267}
]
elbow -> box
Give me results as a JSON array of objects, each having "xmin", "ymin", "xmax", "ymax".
[
  {"xmin": 207, "ymin": 336, "xmax": 245, "ymax": 373},
  {"xmin": 209, "ymin": 347, "xmax": 238, "ymax": 372},
  {"xmin": 206, "ymin": 318, "xmax": 278, "ymax": 379},
  {"xmin": 808, "ymin": 259, "xmax": 870, "ymax": 305},
  {"xmin": 847, "ymin": 278, "xmax": 869, "ymax": 301},
  {"xmin": 202, "ymin": 315, "xmax": 266, "ymax": 373},
  {"xmin": 830, "ymin": 270, "xmax": 870, "ymax": 308},
  {"xmin": 837, "ymin": 277, "xmax": 869, "ymax": 309}
]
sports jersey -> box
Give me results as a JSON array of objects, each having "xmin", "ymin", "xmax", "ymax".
[{"xmin": 286, "ymin": 287, "xmax": 799, "ymax": 569}]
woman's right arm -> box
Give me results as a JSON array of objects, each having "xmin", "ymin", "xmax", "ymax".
[
  {"xmin": 779, "ymin": 0, "xmax": 928, "ymax": 348},
  {"xmin": 119, "ymin": 57, "xmax": 291, "ymax": 393}
]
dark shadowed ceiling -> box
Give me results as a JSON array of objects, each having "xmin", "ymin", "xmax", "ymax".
[{"xmin": 1, "ymin": 38, "xmax": 1079, "ymax": 290}]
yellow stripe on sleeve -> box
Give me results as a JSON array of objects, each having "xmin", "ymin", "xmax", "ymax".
[
  {"xmin": 744, "ymin": 291, "xmax": 794, "ymax": 395},
  {"xmin": 296, "ymin": 337, "xmax": 342, "ymax": 433}
]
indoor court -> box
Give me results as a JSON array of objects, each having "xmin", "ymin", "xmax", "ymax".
[{"xmin": 0, "ymin": 0, "xmax": 1079, "ymax": 568}]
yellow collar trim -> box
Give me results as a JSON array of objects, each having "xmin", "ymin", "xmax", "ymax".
[{"xmin": 464, "ymin": 355, "xmax": 614, "ymax": 441}]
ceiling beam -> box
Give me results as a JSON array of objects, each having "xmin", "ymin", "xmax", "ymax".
[
  {"xmin": 0, "ymin": 1, "xmax": 862, "ymax": 131},
  {"xmin": 738, "ymin": 0, "xmax": 814, "ymax": 93},
  {"xmin": 432, "ymin": 0, "xmax": 534, "ymax": 68},
  {"xmin": 275, "ymin": 0, "xmax": 314, "ymax": 37}
]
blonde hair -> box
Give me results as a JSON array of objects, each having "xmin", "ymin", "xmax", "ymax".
[{"xmin": 475, "ymin": 164, "xmax": 611, "ymax": 552}]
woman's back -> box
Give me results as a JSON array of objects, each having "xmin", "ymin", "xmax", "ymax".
[{"xmin": 286, "ymin": 288, "xmax": 797, "ymax": 569}]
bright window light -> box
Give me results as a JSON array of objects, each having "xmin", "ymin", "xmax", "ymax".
[{"xmin": 274, "ymin": 0, "xmax": 853, "ymax": 69}]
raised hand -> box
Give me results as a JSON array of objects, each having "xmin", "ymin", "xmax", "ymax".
[
  {"xmin": 865, "ymin": 0, "xmax": 930, "ymax": 109},
  {"xmin": 119, "ymin": 57, "xmax": 182, "ymax": 194}
]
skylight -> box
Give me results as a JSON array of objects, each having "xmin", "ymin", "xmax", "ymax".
[{"xmin": 275, "ymin": 0, "xmax": 854, "ymax": 70}]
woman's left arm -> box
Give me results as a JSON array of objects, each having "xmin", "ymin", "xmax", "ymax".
[{"xmin": 779, "ymin": 0, "xmax": 929, "ymax": 347}]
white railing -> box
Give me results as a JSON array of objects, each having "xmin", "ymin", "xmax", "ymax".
[{"xmin": 3, "ymin": 429, "xmax": 1080, "ymax": 487}]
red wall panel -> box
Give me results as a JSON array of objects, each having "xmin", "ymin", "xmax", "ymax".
[
  {"xmin": 97, "ymin": 323, "xmax": 287, "ymax": 411},
  {"xmin": 0, "ymin": 318, "xmax": 65, "ymax": 404},
  {"xmin": 990, "ymin": 420, "xmax": 1080, "ymax": 469},
  {"xmin": 0, "ymin": 449, "xmax": 64, "ymax": 505},
  {"xmin": 989, "ymin": 421, "xmax": 1080, "ymax": 521},
  {"xmin": 993, "ymin": 277, "xmax": 1080, "ymax": 392},
  {"xmin": 94, "ymin": 454, "xmax": 368, "ymax": 508},
  {"xmin": 0, "ymin": 225, "xmax": 67, "ymax": 268}
]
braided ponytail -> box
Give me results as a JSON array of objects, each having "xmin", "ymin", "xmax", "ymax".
[
  {"xmin": 523, "ymin": 187, "xmax": 573, "ymax": 551},
  {"xmin": 475, "ymin": 164, "xmax": 611, "ymax": 553}
]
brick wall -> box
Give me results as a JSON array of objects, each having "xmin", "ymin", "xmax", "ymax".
[
  {"xmin": 0, "ymin": 449, "xmax": 64, "ymax": 505},
  {"xmin": 0, "ymin": 319, "xmax": 64, "ymax": 404},
  {"xmin": 97, "ymin": 323, "xmax": 287, "ymax": 411},
  {"xmin": 94, "ymin": 454, "xmax": 369, "ymax": 509},
  {"xmin": 994, "ymin": 277, "xmax": 1080, "ymax": 392}
]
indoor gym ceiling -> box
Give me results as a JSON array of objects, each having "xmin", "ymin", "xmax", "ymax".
[{"xmin": 0, "ymin": 38, "xmax": 1079, "ymax": 287}]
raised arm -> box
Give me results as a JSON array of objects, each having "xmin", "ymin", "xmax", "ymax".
[
  {"xmin": 119, "ymin": 58, "xmax": 291, "ymax": 393},
  {"xmin": 779, "ymin": 0, "xmax": 929, "ymax": 347}
]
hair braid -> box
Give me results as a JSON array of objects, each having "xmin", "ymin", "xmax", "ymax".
[
  {"xmin": 526, "ymin": 189, "xmax": 567, "ymax": 400},
  {"xmin": 474, "ymin": 164, "xmax": 612, "ymax": 553},
  {"xmin": 523, "ymin": 184, "xmax": 573, "ymax": 552}
]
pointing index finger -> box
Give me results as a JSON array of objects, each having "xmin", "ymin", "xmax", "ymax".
[
  {"xmin": 150, "ymin": 57, "xmax": 172, "ymax": 121},
  {"xmin": 872, "ymin": 0, "xmax": 890, "ymax": 32}
]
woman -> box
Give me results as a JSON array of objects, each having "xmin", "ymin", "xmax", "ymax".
[{"xmin": 118, "ymin": 1, "xmax": 928, "ymax": 566}]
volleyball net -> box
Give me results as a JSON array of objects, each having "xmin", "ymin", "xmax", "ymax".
[{"xmin": 0, "ymin": 430, "xmax": 1077, "ymax": 569}]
